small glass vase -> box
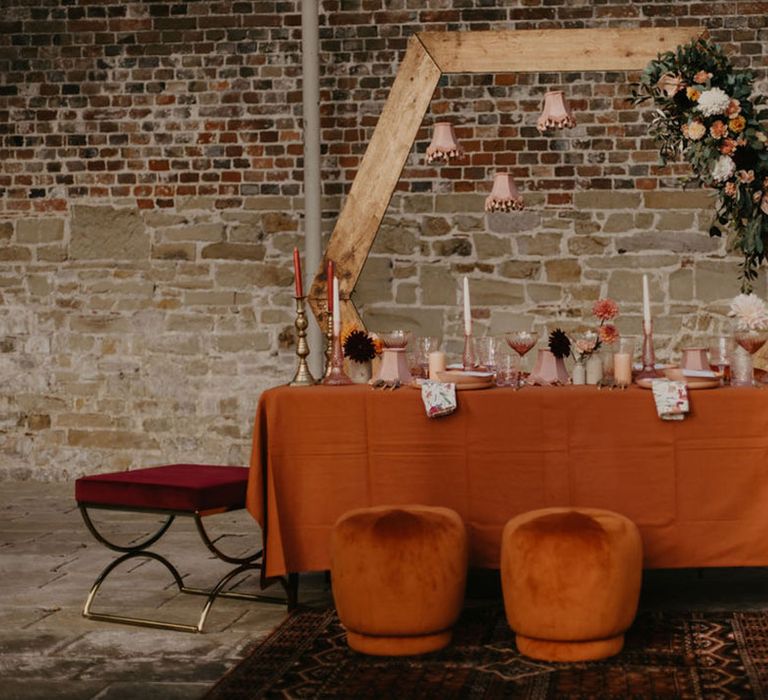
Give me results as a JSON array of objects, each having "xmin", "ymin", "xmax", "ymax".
[
  {"xmin": 586, "ymin": 354, "xmax": 603, "ymax": 385},
  {"xmin": 572, "ymin": 360, "xmax": 586, "ymax": 385},
  {"xmin": 730, "ymin": 344, "xmax": 754, "ymax": 387},
  {"xmin": 347, "ymin": 359, "xmax": 372, "ymax": 384}
]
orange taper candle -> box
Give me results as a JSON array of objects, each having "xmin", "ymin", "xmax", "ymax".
[{"xmin": 292, "ymin": 247, "xmax": 303, "ymax": 298}]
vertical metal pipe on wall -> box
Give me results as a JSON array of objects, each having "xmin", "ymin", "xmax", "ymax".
[{"xmin": 301, "ymin": 0, "xmax": 323, "ymax": 377}]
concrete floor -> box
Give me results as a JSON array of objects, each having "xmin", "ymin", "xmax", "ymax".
[
  {"xmin": 3, "ymin": 481, "xmax": 768, "ymax": 699},
  {"xmin": 0, "ymin": 481, "xmax": 328, "ymax": 700}
]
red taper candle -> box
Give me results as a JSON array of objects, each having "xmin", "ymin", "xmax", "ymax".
[
  {"xmin": 292, "ymin": 247, "xmax": 303, "ymax": 298},
  {"xmin": 326, "ymin": 259, "xmax": 334, "ymax": 313}
]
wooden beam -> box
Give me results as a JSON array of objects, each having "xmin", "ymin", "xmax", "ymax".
[
  {"xmin": 307, "ymin": 34, "xmax": 441, "ymax": 328},
  {"xmin": 419, "ymin": 28, "xmax": 704, "ymax": 74},
  {"xmin": 306, "ymin": 26, "xmax": 705, "ymax": 335}
]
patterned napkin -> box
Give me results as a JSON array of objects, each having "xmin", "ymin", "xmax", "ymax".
[
  {"xmin": 420, "ymin": 380, "xmax": 457, "ymax": 418},
  {"xmin": 651, "ymin": 379, "xmax": 689, "ymax": 420}
]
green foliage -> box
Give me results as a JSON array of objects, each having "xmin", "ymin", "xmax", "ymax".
[{"xmin": 630, "ymin": 38, "xmax": 768, "ymax": 292}]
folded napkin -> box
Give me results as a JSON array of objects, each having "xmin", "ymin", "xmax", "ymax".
[
  {"xmin": 420, "ymin": 380, "xmax": 457, "ymax": 418},
  {"xmin": 651, "ymin": 379, "xmax": 689, "ymax": 420}
]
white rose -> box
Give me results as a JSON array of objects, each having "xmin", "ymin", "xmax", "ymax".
[
  {"xmin": 711, "ymin": 155, "xmax": 735, "ymax": 182},
  {"xmin": 697, "ymin": 87, "xmax": 731, "ymax": 117}
]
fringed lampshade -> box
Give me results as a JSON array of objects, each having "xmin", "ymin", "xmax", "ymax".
[
  {"xmin": 536, "ymin": 90, "xmax": 576, "ymax": 133},
  {"xmin": 425, "ymin": 122, "xmax": 463, "ymax": 164},
  {"xmin": 484, "ymin": 173, "xmax": 524, "ymax": 213}
]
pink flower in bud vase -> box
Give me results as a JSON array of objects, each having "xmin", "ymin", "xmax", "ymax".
[
  {"xmin": 592, "ymin": 298, "xmax": 619, "ymax": 321},
  {"xmin": 599, "ymin": 324, "xmax": 620, "ymax": 345}
]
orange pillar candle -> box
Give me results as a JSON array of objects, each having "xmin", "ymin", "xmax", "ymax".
[{"xmin": 613, "ymin": 352, "xmax": 632, "ymax": 386}]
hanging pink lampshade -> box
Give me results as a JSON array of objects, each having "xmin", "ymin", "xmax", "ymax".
[
  {"xmin": 484, "ymin": 172, "xmax": 524, "ymax": 213},
  {"xmin": 536, "ymin": 90, "xmax": 576, "ymax": 133},
  {"xmin": 425, "ymin": 121, "xmax": 463, "ymax": 164}
]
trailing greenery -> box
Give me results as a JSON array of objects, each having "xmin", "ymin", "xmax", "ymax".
[{"xmin": 630, "ymin": 38, "xmax": 768, "ymax": 291}]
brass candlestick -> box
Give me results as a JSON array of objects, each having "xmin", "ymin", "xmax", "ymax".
[
  {"xmin": 324, "ymin": 310, "xmax": 334, "ymax": 378},
  {"xmin": 289, "ymin": 296, "xmax": 316, "ymax": 387}
]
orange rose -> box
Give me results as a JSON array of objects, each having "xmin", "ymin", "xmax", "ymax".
[
  {"xmin": 729, "ymin": 115, "xmax": 746, "ymax": 133},
  {"xmin": 693, "ymin": 70, "xmax": 712, "ymax": 84},
  {"xmin": 709, "ymin": 121, "xmax": 727, "ymax": 139},
  {"xmin": 726, "ymin": 99, "xmax": 741, "ymax": 117}
]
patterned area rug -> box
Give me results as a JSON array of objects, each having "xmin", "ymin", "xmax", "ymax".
[{"xmin": 207, "ymin": 605, "xmax": 768, "ymax": 699}]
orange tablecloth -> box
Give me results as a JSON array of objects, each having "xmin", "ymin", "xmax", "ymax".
[{"xmin": 247, "ymin": 384, "xmax": 768, "ymax": 578}]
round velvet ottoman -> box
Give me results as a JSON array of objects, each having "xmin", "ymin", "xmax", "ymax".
[
  {"xmin": 331, "ymin": 505, "xmax": 468, "ymax": 656},
  {"xmin": 501, "ymin": 507, "xmax": 642, "ymax": 662}
]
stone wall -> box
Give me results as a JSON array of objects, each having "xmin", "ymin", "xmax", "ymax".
[{"xmin": 1, "ymin": 0, "xmax": 767, "ymax": 479}]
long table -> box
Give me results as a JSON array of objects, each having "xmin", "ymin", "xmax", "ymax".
[{"xmin": 247, "ymin": 384, "xmax": 768, "ymax": 578}]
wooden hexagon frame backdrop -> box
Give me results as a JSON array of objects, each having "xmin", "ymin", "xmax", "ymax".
[{"xmin": 307, "ymin": 27, "xmax": 703, "ymax": 330}]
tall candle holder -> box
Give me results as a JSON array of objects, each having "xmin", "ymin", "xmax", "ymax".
[
  {"xmin": 288, "ymin": 296, "xmax": 316, "ymax": 387},
  {"xmin": 462, "ymin": 333, "xmax": 476, "ymax": 370},
  {"xmin": 636, "ymin": 321, "xmax": 663, "ymax": 381},
  {"xmin": 322, "ymin": 332, "xmax": 353, "ymax": 385},
  {"xmin": 324, "ymin": 310, "xmax": 334, "ymax": 379}
]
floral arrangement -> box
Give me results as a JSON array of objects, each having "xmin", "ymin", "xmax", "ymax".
[
  {"xmin": 572, "ymin": 299, "xmax": 621, "ymax": 361},
  {"xmin": 342, "ymin": 325, "xmax": 379, "ymax": 363},
  {"xmin": 630, "ymin": 38, "xmax": 768, "ymax": 290},
  {"xmin": 549, "ymin": 299, "xmax": 620, "ymax": 363},
  {"xmin": 729, "ymin": 293, "xmax": 768, "ymax": 330}
]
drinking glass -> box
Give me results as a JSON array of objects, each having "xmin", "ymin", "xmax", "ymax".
[
  {"xmin": 708, "ymin": 335, "xmax": 733, "ymax": 386},
  {"xmin": 495, "ymin": 350, "xmax": 519, "ymax": 387},
  {"xmin": 505, "ymin": 331, "xmax": 539, "ymax": 388},
  {"xmin": 475, "ymin": 336, "xmax": 499, "ymax": 373},
  {"xmin": 408, "ymin": 336, "xmax": 439, "ymax": 379},
  {"xmin": 733, "ymin": 329, "xmax": 768, "ymax": 387}
]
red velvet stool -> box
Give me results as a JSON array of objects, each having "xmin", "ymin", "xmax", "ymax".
[
  {"xmin": 331, "ymin": 505, "xmax": 468, "ymax": 656},
  {"xmin": 501, "ymin": 507, "xmax": 643, "ymax": 661},
  {"xmin": 75, "ymin": 464, "xmax": 289, "ymax": 633}
]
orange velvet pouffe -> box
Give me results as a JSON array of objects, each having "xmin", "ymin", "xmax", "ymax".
[
  {"xmin": 501, "ymin": 507, "xmax": 642, "ymax": 662},
  {"xmin": 331, "ymin": 505, "xmax": 468, "ymax": 656}
]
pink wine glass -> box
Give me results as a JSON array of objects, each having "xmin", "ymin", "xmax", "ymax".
[{"xmin": 505, "ymin": 331, "xmax": 539, "ymax": 388}]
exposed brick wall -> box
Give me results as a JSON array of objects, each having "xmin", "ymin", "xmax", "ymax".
[{"xmin": 0, "ymin": 1, "xmax": 767, "ymax": 479}]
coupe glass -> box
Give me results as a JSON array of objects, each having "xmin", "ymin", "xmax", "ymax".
[
  {"xmin": 504, "ymin": 331, "xmax": 539, "ymax": 388},
  {"xmin": 379, "ymin": 330, "xmax": 411, "ymax": 349},
  {"xmin": 733, "ymin": 329, "xmax": 768, "ymax": 387}
]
